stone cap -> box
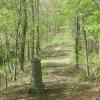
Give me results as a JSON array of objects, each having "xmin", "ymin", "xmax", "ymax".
[{"xmin": 31, "ymin": 56, "xmax": 41, "ymax": 62}]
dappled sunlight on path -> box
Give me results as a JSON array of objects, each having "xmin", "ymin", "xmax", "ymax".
[
  {"xmin": 41, "ymin": 32, "xmax": 74, "ymax": 65},
  {"xmin": 42, "ymin": 58, "xmax": 71, "ymax": 64}
]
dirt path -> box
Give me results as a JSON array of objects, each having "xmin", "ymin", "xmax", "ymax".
[
  {"xmin": 41, "ymin": 32, "xmax": 74, "ymax": 64},
  {"xmin": 41, "ymin": 33, "xmax": 100, "ymax": 100}
]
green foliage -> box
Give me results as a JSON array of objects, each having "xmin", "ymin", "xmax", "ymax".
[{"xmin": 0, "ymin": 0, "xmax": 100, "ymax": 89}]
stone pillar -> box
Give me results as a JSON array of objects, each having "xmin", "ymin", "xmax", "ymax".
[{"xmin": 31, "ymin": 57, "xmax": 43, "ymax": 90}]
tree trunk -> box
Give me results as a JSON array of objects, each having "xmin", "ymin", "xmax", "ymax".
[
  {"xmin": 36, "ymin": 0, "xmax": 40, "ymax": 56},
  {"xmin": 20, "ymin": 0, "xmax": 27, "ymax": 71},
  {"xmin": 81, "ymin": 17, "xmax": 90, "ymax": 77},
  {"xmin": 30, "ymin": 0, "xmax": 35, "ymax": 59},
  {"xmin": 75, "ymin": 16, "xmax": 80, "ymax": 69}
]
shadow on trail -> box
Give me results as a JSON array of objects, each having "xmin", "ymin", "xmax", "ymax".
[{"xmin": 1, "ymin": 82, "xmax": 69, "ymax": 100}]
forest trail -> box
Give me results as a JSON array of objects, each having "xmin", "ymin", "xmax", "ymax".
[
  {"xmin": 42, "ymin": 45, "xmax": 72, "ymax": 64},
  {"xmin": 41, "ymin": 32, "xmax": 75, "ymax": 84},
  {"xmin": 41, "ymin": 32, "xmax": 74, "ymax": 64},
  {"xmin": 1, "ymin": 32, "xmax": 100, "ymax": 100},
  {"xmin": 41, "ymin": 32, "xmax": 100, "ymax": 100}
]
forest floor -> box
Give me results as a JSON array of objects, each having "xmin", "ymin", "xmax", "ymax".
[{"xmin": 0, "ymin": 32, "xmax": 100, "ymax": 100}]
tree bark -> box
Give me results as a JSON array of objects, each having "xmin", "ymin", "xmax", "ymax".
[{"xmin": 20, "ymin": 0, "xmax": 27, "ymax": 71}]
